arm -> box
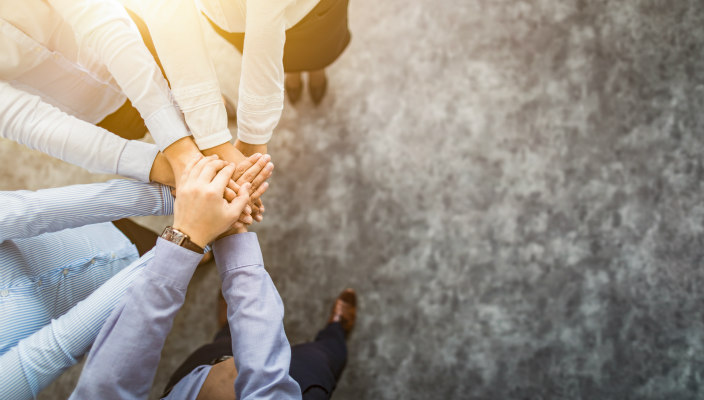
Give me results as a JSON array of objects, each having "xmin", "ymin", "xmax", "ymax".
[
  {"xmin": 213, "ymin": 233, "xmax": 301, "ymax": 400},
  {"xmin": 47, "ymin": 0, "xmax": 190, "ymax": 151},
  {"xmin": 137, "ymin": 0, "xmax": 250, "ymax": 171},
  {"xmin": 0, "ymin": 179, "xmax": 173, "ymax": 242},
  {"xmin": 138, "ymin": 0, "xmax": 232, "ymax": 151},
  {"xmin": 72, "ymin": 157, "xmax": 253, "ymax": 399},
  {"xmin": 236, "ymin": 0, "xmax": 292, "ymax": 147},
  {"xmin": 0, "ymin": 82, "xmax": 158, "ymax": 182},
  {"xmin": 0, "ymin": 250, "xmax": 155, "ymax": 400},
  {"xmin": 70, "ymin": 240, "xmax": 202, "ymax": 400}
]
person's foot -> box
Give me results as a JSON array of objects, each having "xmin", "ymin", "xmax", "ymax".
[
  {"xmin": 285, "ymin": 73, "xmax": 303, "ymax": 104},
  {"xmin": 328, "ymin": 288, "xmax": 356, "ymax": 336},
  {"xmin": 308, "ymin": 69, "xmax": 328, "ymax": 106}
]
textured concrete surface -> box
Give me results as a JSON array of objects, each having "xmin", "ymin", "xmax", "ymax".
[{"xmin": 3, "ymin": 0, "xmax": 704, "ymax": 399}]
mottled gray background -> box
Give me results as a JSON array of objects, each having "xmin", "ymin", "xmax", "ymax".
[{"xmin": 3, "ymin": 0, "xmax": 704, "ymax": 399}]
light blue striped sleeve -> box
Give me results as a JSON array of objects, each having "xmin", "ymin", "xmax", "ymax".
[
  {"xmin": 0, "ymin": 250, "xmax": 154, "ymax": 400},
  {"xmin": 0, "ymin": 179, "xmax": 174, "ymax": 242}
]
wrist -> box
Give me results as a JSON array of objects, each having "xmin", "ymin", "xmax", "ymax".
[
  {"xmin": 202, "ymin": 142, "xmax": 247, "ymax": 165},
  {"xmin": 163, "ymin": 137, "xmax": 202, "ymax": 175},
  {"xmin": 161, "ymin": 226, "xmax": 206, "ymax": 253},
  {"xmin": 234, "ymin": 140, "xmax": 267, "ymax": 158},
  {"xmin": 149, "ymin": 152, "xmax": 176, "ymax": 187}
]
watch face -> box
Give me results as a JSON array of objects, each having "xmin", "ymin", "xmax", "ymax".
[{"xmin": 162, "ymin": 227, "xmax": 186, "ymax": 245}]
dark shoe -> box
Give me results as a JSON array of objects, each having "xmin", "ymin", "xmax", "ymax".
[
  {"xmin": 285, "ymin": 78, "xmax": 303, "ymax": 104},
  {"xmin": 328, "ymin": 288, "xmax": 356, "ymax": 336},
  {"xmin": 308, "ymin": 73, "xmax": 328, "ymax": 106}
]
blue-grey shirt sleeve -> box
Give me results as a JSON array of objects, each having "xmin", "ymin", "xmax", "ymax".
[
  {"xmin": 70, "ymin": 238, "xmax": 202, "ymax": 400},
  {"xmin": 0, "ymin": 179, "xmax": 174, "ymax": 242},
  {"xmin": 212, "ymin": 232, "xmax": 301, "ymax": 400}
]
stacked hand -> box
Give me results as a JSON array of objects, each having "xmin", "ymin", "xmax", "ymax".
[
  {"xmin": 152, "ymin": 138, "xmax": 274, "ymax": 232},
  {"xmin": 225, "ymin": 153, "xmax": 273, "ymax": 224},
  {"xmin": 172, "ymin": 156, "xmax": 253, "ymax": 248}
]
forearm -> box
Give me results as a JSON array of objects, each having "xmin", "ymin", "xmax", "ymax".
[
  {"xmin": 48, "ymin": 0, "xmax": 190, "ymax": 150},
  {"xmin": 236, "ymin": 0, "xmax": 289, "ymax": 145},
  {"xmin": 139, "ymin": 0, "xmax": 232, "ymax": 150},
  {"xmin": 71, "ymin": 240, "xmax": 202, "ymax": 399},
  {"xmin": 0, "ymin": 251, "xmax": 154, "ymax": 399},
  {"xmin": 0, "ymin": 83, "xmax": 157, "ymax": 181},
  {"xmin": 0, "ymin": 180, "xmax": 173, "ymax": 241},
  {"xmin": 213, "ymin": 233, "xmax": 300, "ymax": 400}
]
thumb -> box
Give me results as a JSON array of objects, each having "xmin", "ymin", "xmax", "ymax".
[{"xmin": 228, "ymin": 182, "xmax": 251, "ymax": 216}]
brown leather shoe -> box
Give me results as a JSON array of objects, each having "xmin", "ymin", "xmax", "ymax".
[{"xmin": 328, "ymin": 288, "xmax": 357, "ymax": 336}]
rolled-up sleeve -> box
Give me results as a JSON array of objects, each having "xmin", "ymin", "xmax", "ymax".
[
  {"xmin": 140, "ymin": 0, "xmax": 232, "ymax": 150},
  {"xmin": 235, "ymin": 0, "xmax": 292, "ymax": 145},
  {"xmin": 48, "ymin": 0, "xmax": 191, "ymax": 150}
]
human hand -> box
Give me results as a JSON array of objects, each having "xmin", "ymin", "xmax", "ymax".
[
  {"xmin": 225, "ymin": 153, "xmax": 274, "ymax": 223},
  {"xmin": 162, "ymin": 137, "xmax": 204, "ymax": 181},
  {"xmin": 172, "ymin": 155, "xmax": 251, "ymax": 248}
]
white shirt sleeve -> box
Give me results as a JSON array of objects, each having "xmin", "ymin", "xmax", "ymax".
[
  {"xmin": 0, "ymin": 82, "xmax": 158, "ymax": 182},
  {"xmin": 47, "ymin": 0, "xmax": 191, "ymax": 151},
  {"xmin": 236, "ymin": 0, "xmax": 290, "ymax": 145},
  {"xmin": 140, "ymin": 0, "xmax": 232, "ymax": 150},
  {"xmin": 141, "ymin": 0, "xmax": 291, "ymax": 148}
]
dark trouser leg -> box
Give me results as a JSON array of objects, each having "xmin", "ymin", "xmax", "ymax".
[
  {"xmin": 111, "ymin": 218, "xmax": 158, "ymax": 256},
  {"xmin": 290, "ymin": 322, "xmax": 348, "ymax": 399},
  {"xmin": 163, "ymin": 323, "xmax": 348, "ymax": 399},
  {"xmin": 162, "ymin": 324, "xmax": 233, "ymax": 396}
]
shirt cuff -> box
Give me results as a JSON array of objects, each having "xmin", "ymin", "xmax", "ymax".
[
  {"xmin": 194, "ymin": 129, "xmax": 233, "ymax": 150},
  {"xmin": 158, "ymin": 184, "xmax": 175, "ymax": 215},
  {"xmin": 116, "ymin": 140, "xmax": 160, "ymax": 182},
  {"xmin": 212, "ymin": 232, "xmax": 263, "ymax": 277},
  {"xmin": 144, "ymin": 105, "xmax": 192, "ymax": 151},
  {"xmin": 148, "ymin": 238, "xmax": 203, "ymax": 289},
  {"xmin": 237, "ymin": 128, "xmax": 272, "ymax": 145}
]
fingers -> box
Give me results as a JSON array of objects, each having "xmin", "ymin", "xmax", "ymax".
[
  {"xmin": 198, "ymin": 158, "xmax": 229, "ymax": 184},
  {"xmin": 210, "ymin": 163, "xmax": 236, "ymax": 191},
  {"xmin": 178, "ymin": 155, "xmax": 203, "ymax": 185},
  {"xmin": 233, "ymin": 153, "xmax": 263, "ymax": 181},
  {"xmin": 224, "ymin": 187, "xmax": 236, "ymax": 202},
  {"xmin": 251, "ymin": 181, "xmax": 269, "ymax": 201},
  {"xmin": 238, "ymin": 212, "xmax": 253, "ymax": 225},
  {"xmin": 187, "ymin": 155, "xmax": 218, "ymax": 181},
  {"xmin": 236, "ymin": 154, "xmax": 271, "ymax": 186},
  {"xmin": 228, "ymin": 182, "xmax": 251, "ymax": 218},
  {"xmin": 232, "ymin": 222, "xmax": 248, "ymax": 234},
  {"xmin": 250, "ymin": 162, "xmax": 274, "ymax": 194}
]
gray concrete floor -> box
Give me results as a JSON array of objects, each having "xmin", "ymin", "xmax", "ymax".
[{"xmin": 3, "ymin": 0, "xmax": 704, "ymax": 399}]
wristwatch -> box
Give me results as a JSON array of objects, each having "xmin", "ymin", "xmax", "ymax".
[{"xmin": 160, "ymin": 226, "xmax": 205, "ymax": 254}]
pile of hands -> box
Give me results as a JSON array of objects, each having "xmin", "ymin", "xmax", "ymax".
[{"xmin": 170, "ymin": 152, "xmax": 274, "ymax": 248}]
